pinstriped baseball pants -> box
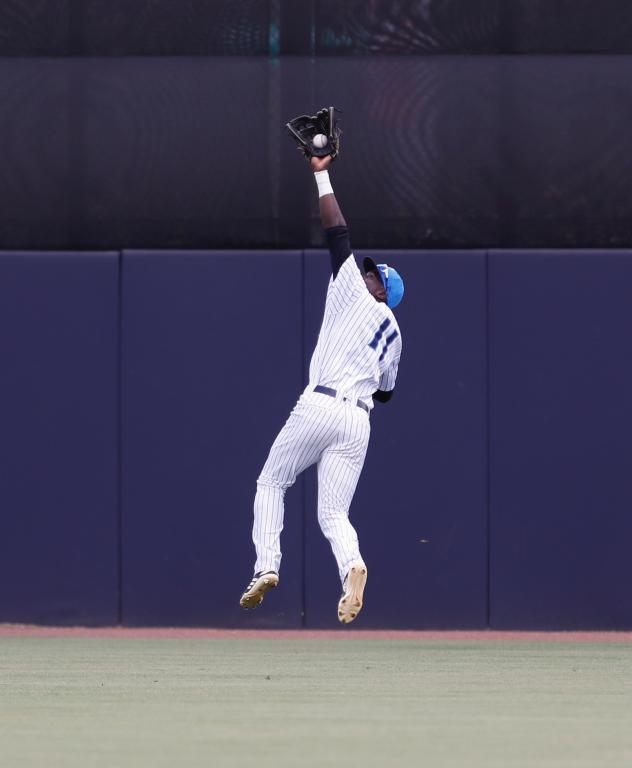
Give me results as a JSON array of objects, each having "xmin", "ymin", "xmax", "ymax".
[{"xmin": 253, "ymin": 390, "xmax": 370, "ymax": 585}]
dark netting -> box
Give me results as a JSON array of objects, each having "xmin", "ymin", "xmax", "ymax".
[
  {"xmin": 0, "ymin": 0, "xmax": 273, "ymax": 56},
  {"xmin": 0, "ymin": 57, "xmax": 278, "ymax": 249},
  {"xmin": 308, "ymin": 56, "xmax": 632, "ymax": 248},
  {"xmin": 313, "ymin": 0, "xmax": 632, "ymax": 55},
  {"xmin": 3, "ymin": 1, "xmax": 632, "ymax": 57},
  {"xmin": 505, "ymin": 0, "xmax": 632, "ymax": 54},
  {"xmin": 82, "ymin": 0, "xmax": 272, "ymax": 56},
  {"xmin": 310, "ymin": 57, "xmax": 501, "ymax": 248},
  {"xmin": 1, "ymin": 47, "xmax": 632, "ymax": 248},
  {"xmin": 0, "ymin": 60, "xmax": 74, "ymax": 245},
  {"xmin": 0, "ymin": 1, "xmax": 71, "ymax": 56},
  {"xmin": 315, "ymin": 0, "xmax": 500, "ymax": 55},
  {"xmin": 498, "ymin": 56, "xmax": 632, "ymax": 247}
]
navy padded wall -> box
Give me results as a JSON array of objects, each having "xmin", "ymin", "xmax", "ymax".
[
  {"xmin": 0, "ymin": 251, "xmax": 119, "ymax": 625},
  {"xmin": 302, "ymin": 250, "xmax": 488, "ymax": 628},
  {"xmin": 489, "ymin": 250, "xmax": 632, "ymax": 629},
  {"xmin": 121, "ymin": 250, "xmax": 304, "ymax": 626}
]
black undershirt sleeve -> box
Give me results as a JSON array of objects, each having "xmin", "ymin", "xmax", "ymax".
[
  {"xmin": 325, "ymin": 226, "xmax": 353, "ymax": 279},
  {"xmin": 372, "ymin": 389, "xmax": 394, "ymax": 404}
]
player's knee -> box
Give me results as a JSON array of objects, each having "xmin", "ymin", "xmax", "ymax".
[
  {"xmin": 317, "ymin": 505, "xmax": 347, "ymax": 526},
  {"xmin": 257, "ymin": 475, "xmax": 290, "ymax": 493}
]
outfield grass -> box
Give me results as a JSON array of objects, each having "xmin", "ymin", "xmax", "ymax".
[{"xmin": 1, "ymin": 636, "xmax": 631, "ymax": 767}]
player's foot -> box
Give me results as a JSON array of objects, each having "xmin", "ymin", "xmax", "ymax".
[
  {"xmin": 338, "ymin": 564, "xmax": 367, "ymax": 624},
  {"xmin": 240, "ymin": 570, "xmax": 279, "ymax": 609}
]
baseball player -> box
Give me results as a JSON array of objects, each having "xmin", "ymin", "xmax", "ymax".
[{"xmin": 240, "ymin": 110, "xmax": 404, "ymax": 623}]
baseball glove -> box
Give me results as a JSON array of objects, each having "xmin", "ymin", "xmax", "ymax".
[{"xmin": 285, "ymin": 106, "xmax": 341, "ymax": 160}]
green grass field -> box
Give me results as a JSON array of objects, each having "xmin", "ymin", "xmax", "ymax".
[{"xmin": 1, "ymin": 635, "xmax": 631, "ymax": 767}]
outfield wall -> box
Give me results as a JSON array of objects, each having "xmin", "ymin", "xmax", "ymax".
[{"xmin": 1, "ymin": 249, "xmax": 631, "ymax": 629}]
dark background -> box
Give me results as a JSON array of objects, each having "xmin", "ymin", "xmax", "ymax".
[{"xmin": 1, "ymin": 0, "xmax": 632, "ymax": 250}]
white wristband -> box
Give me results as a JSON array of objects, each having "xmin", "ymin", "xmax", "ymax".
[{"xmin": 314, "ymin": 170, "xmax": 334, "ymax": 198}]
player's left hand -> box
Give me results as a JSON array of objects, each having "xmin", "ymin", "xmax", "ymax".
[{"xmin": 310, "ymin": 155, "xmax": 332, "ymax": 173}]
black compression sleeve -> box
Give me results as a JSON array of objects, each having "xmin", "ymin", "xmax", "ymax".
[
  {"xmin": 325, "ymin": 226, "xmax": 353, "ymax": 279},
  {"xmin": 372, "ymin": 389, "xmax": 394, "ymax": 404}
]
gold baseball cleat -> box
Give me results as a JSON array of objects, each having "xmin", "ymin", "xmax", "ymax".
[{"xmin": 338, "ymin": 564, "xmax": 367, "ymax": 624}]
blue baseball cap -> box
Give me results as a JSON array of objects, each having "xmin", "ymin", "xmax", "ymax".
[{"xmin": 363, "ymin": 257, "xmax": 404, "ymax": 309}]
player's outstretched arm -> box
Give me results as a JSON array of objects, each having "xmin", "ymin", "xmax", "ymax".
[
  {"xmin": 310, "ymin": 156, "xmax": 353, "ymax": 279},
  {"xmin": 311, "ymin": 156, "xmax": 346, "ymax": 229}
]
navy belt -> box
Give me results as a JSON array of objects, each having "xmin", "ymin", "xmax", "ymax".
[{"xmin": 314, "ymin": 385, "xmax": 369, "ymax": 414}]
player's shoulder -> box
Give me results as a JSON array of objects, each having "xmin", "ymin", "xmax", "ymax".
[
  {"xmin": 377, "ymin": 301, "xmax": 399, "ymax": 327},
  {"xmin": 344, "ymin": 251, "xmax": 362, "ymax": 275},
  {"xmin": 362, "ymin": 295, "xmax": 394, "ymax": 319}
]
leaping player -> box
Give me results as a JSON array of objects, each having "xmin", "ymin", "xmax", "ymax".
[{"xmin": 240, "ymin": 108, "xmax": 404, "ymax": 623}]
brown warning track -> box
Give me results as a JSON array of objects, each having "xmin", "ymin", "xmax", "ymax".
[{"xmin": 1, "ymin": 624, "xmax": 631, "ymax": 642}]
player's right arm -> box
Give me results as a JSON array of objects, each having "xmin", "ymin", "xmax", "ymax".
[
  {"xmin": 373, "ymin": 359, "xmax": 400, "ymax": 404},
  {"xmin": 311, "ymin": 156, "xmax": 352, "ymax": 279},
  {"xmin": 373, "ymin": 367, "xmax": 397, "ymax": 404}
]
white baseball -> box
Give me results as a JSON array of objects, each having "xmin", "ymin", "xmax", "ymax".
[{"xmin": 313, "ymin": 133, "xmax": 328, "ymax": 149}]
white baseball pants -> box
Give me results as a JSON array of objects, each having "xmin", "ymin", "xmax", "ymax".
[{"xmin": 253, "ymin": 390, "xmax": 370, "ymax": 585}]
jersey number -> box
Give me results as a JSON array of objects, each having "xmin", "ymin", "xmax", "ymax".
[{"xmin": 369, "ymin": 319, "xmax": 398, "ymax": 362}]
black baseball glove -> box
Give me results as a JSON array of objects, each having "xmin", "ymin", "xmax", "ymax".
[{"xmin": 285, "ymin": 106, "xmax": 341, "ymax": 160}]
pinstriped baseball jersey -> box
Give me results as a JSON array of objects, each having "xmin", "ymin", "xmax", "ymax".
[{"xmin": 308, "ymin": 254, "xmax": 402, "ymax": 408}]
